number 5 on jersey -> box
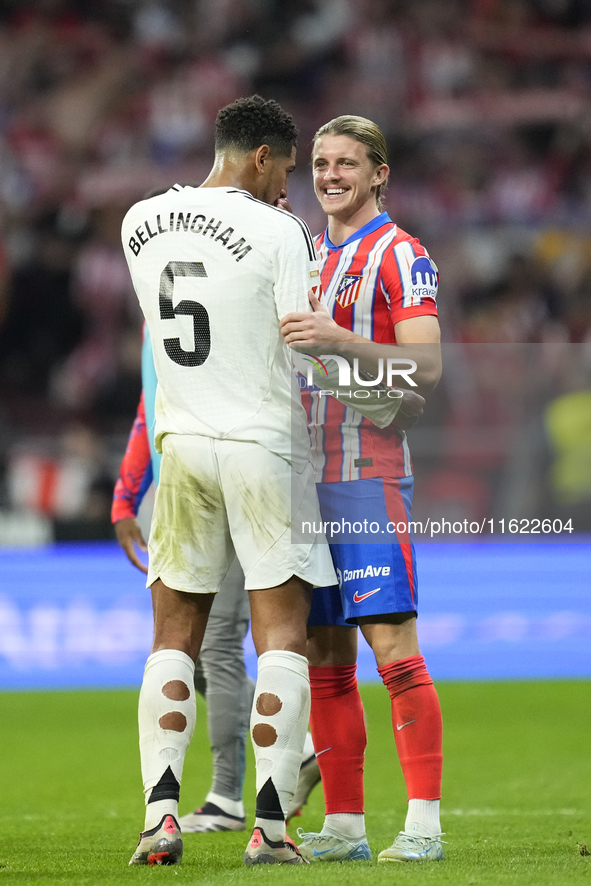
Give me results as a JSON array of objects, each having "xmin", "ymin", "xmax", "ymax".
[{"xmin": 159, "ymin": 261, "xmax": 211, "ymax": 367}]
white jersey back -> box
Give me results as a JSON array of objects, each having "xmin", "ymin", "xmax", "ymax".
[{"xmin": 122, "ymin": 185, "xmax": 318, "ymax": 465}]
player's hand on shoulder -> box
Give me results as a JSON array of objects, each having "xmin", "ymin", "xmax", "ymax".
[
  {"xmin": 391, "ymin": 389, "xmax": 425, "ymax": 431},
  {"xmin": 115, "ymin": 517, "xmax": 148, "ymax": 574}
]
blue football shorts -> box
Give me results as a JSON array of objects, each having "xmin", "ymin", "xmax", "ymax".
[{"xmin": 308, "ymin": 476, "xmax": 418, "ymax": 626}]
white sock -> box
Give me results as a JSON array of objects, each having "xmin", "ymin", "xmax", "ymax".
[
  {"xmin": 206, "ymin": 790, "xmax": 245, "ymax": 819},
  {"xmin": 405, "ymin": 799, "xmax": 441, "ymax": 837},
  {"xmin": 302, "ymin": 730, "xmax": 315, "ymax": 761},
  {"xmin": 251, "ymin": 650, "xmax": 310, "ymax": 843},
  {"xmin": 323, "ymin": 813, "xmax": 366, "ymax": 841},
  {"xmin": 138, "ymin": 649, "xmax": 196, "ymax": 830}
]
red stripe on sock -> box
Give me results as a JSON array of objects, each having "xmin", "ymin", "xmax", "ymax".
[
  {"xmin": 378, "ymin": 655, "xmax": 443, "ymax": 801},
  {"xmin": 309, "ymin": 665, "xmax": 365, "ymax": 813}
]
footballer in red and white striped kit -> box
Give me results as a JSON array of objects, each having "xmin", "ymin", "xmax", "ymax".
[
  {"xmin": 309, "ymin": 216, "xmax": 438, "ymax": 485},
  {"xmin": 281, "ymin": 115, "xmax": 444, "ymax": 864}
]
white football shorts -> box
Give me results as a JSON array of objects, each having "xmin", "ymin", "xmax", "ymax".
[{"xmin": 147, "ymin": 433, "xmax": 337, "ymax": 593}]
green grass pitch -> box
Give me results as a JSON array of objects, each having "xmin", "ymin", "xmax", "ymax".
[{"xmin": 1, "ymin": 682, "xmax": 590, "ymax": 884}]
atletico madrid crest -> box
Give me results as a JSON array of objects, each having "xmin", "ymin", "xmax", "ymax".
[{"xmin": 335, "ymin": 273, "xmax": 363, "ymax": 308}]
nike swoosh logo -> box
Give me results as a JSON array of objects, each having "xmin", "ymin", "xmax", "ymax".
[
  {"xmin": 313, "ymin": 848, "xmax": 333, "ymax": 856},
  {"xmin": 396, "ymin": 719, "xmax": 416, "ymax": 730},
  {"xmin": 353, "ymin": 588, "xmax": 381, "ymax": 603},
  {"xmin": 314, "ymin": 747, "xmax": 332, "ymax": 757}
]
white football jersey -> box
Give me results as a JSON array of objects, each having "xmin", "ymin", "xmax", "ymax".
[{"xmin": 122, "ymin": 185, "xmax": 319, "ymax": 465}]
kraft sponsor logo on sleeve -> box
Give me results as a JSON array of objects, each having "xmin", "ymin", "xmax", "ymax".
[{"xmin": 410, "ymin": 256, "xmax": 438, "ymax": 302}]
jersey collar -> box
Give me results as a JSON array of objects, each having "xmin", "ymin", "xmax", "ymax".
[{"xmin": 323, "ymin": 211, "xmax": 392, "ymax": 251}]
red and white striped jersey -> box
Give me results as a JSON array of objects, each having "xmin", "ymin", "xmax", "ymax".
[{"xmin": 304, "ymin": 212, "xmax": 439, "ymax": 483}]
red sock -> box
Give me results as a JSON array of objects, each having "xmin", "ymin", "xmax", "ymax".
[
  {"xmin": 309, "ymin": 665, "xmax": 366, "ymax": 813},
  {"xmin": 378, "ymin": 654, "xmax": 443, "ymax": 800}
]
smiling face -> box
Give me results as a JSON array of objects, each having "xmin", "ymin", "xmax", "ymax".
[{"xmin": 312, "ymin": 134, "xmax": 389, "ymax": 225}]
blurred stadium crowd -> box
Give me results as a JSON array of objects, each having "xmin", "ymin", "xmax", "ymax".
[{"xmin": 0, "ymin": 0, "xmax": 590, "ymax": 539}]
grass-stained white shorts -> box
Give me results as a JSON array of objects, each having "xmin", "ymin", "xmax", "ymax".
[{"xmin": 147, "ymin": 433, "xmax": 336, "ymax": 593}]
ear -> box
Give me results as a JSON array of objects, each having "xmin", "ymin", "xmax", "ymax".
[
  {"xmin": 254, "ymin": 144, "xmax": 272, "ymax": 174},
  {"xmin": 372, "ymin": 163, "xmax": 389, "ymax": 187}
]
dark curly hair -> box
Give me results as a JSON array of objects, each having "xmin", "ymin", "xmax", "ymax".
[{"xmin": 215, "ymin": 95, "xmax": 298, "ymax": 157}]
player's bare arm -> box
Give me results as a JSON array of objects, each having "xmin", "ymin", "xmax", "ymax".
[{"xmin": 281, "ymin": 291, "xmax": 441, "ymax": 395}]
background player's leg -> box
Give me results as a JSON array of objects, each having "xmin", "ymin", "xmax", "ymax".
[
  {"xmin": 202, "ymin": 612, "xmax": 254, "ymax": 814},
  {"xmin": 244, "ymin": 578, "xmax": 311, "ymax": 863},
  {"xmin": 298, "ymin": 624, "xmax": 371, "ymax": 863},
  {"xmin": 181, "ymin": 560, "xmax": 254, "ymax": 832},
  {"xmin": 130, "ymin": 580, "xmax": 214, "ymax": 866},
  {"xmin": 360, "ymin": 615, "xmax": 444, "ymax": 862},
  {"xmin": 193, "ymin": 659, "xmax": 207, "ymax": 699}
]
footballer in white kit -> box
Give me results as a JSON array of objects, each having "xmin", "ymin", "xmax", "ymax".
[
  {"xmin": 122, "ymin": 184, "xmax": 335, "ymax": 594},
  {"xmin": 122, "ymin": 94, "xmax": 334, "ymax": 870}
]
